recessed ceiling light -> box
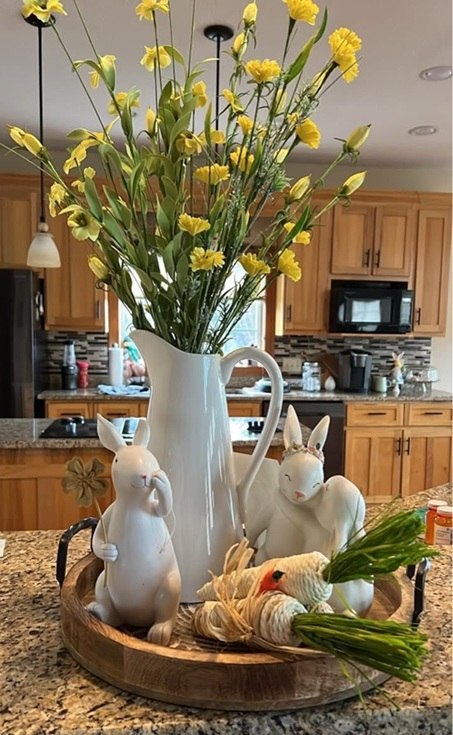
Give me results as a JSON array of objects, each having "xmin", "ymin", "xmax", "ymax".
[
  {"xmin": 408, "ymin": 125, "xmax": 438, "ymax": 136},
  {"xmin": 419, "ymin": 65, "xmax": 452, "ymax": 81}
]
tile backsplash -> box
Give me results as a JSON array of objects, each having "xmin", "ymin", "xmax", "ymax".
[{"xmin": 41, "ymin": 331, "xmax": 109, "ymax": 389}]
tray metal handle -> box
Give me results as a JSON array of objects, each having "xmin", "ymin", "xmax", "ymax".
[
  {"xmin": 406, "ymin": 557, "xmax": 432, "ymax": 627},
  {"xmin": 56, "ymin": 517, "xmax": 98, "ymax": 589}
]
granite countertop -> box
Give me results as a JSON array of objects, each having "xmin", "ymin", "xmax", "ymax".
[
  {"xmin": 0, "ymin": 418, "xmax": 288, "ymax": 449},
  {"xmin": 38, "ymin": 387, "xmax": 453, "ymax": 403},
  {"xmin": 1, "ymin": 484, "xmax": 452, "ymax": 735}
]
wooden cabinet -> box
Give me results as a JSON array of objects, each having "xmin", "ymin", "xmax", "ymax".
[
  {"xmin": 345, "ymin": 401, "xmax": 452, "ymax": 503},
  {"xmin": 0, "ymin": 447, "xmax": 114, "ymax": 531},
  {"xmin": 45, "ymin": 214, "xmax": 106, "ymax": 331},
  {"xmin": 227, "ymin": 400, "xmax": 262, "ymax": 417},
  {"xmin": 95, "ymin": 401, "xmax": 144, "ymax": 419},
  {"xmin": 0, "ymin": 182, "xmax": 38, "ymax": 267},
  {"xmin": 46, "ymin": 401, "xmax": 94, "ymax": 419},
  {"xmin": 331, "ymin": 203, "xmax": 415, "ymax": 278},
  {"xmin": 413, "ymin": 208, "xmax": 452, "ymax": 336},
  {"xmin": 281, "ymin": 212, "xmax": 332, "ymax": 334},
  {"xmin": 45, "ymin": 399, "xmax": 148, "ymax": 419}
]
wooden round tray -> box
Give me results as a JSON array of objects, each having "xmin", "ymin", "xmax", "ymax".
[{"xmin": 60, "ymin": 554, "xmax": 414, "ymax": 711}]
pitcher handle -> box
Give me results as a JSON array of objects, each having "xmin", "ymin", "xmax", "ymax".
[{"xmin": 220, "ymin": 347, "xmax": 283, "ymax": 525}]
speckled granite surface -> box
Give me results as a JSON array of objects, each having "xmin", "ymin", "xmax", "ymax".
[
  {"xmin": 1, "ymin": 485, "xmax": 452, "ymax": 735},
  {"xmin": 38, "ymin": 389, "xmax": 151, "ymax": 401}
]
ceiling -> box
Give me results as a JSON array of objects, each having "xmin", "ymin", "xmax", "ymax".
[{"xmin": 1, "ymin": 0, "xmax": 452, "ymax": 170}]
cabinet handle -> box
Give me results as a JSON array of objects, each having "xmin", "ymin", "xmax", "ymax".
[
  {"xmin": 395, "ymin": 437, "xmax": 402, "ymax": 455},
  {"xmin": 286, "ymin": 304, "xmax": 292, "ymax": 323},
  {"xmin": 375, "ymin": 250, "xmax": 381, "ymax": 268},
  {"xmin": 366, "ymin": 411, "xmax": 386, "ymax": 416},
  {"xmin": 404, "ymin": 438, "xmax": 411, "ymax": 455},
  {"xmin": 363, "ymin": 249, "xmax": 371, "ymax": 267},
  {"xmin": 96, "ymin": 300, "xmax": 101, "ymax": 320},
  {"xmin": 415, "ymin": 307, "xmax": 422, "ymax": 326},
  {"xmin": 422, "ymin": 411, "xmax": 443, "ymax": 416},
  {"xmin": 104, "ymin": 412, "xmax": 127, "ymax": 417}
]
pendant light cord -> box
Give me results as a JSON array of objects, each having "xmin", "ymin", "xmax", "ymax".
[
  {"xmin": 215, "ymin": 33, "xmax": 221, "ymax": 128},
  {"xmin": 38, "ymin": 24, "xmax": 45, "ymax": 224}
]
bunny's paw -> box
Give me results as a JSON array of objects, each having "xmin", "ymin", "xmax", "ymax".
[
  {"xmin": 151, "ymin": 470, "xmax": 171, "ymax": 493},
  {"xmin": 98, "ymin": 542, "xmax": 119, "ymax": 563},
  {"xmin": 147, "ymin": 620, "xmax": 173, "ymax": 646},
  {"xmin": 86, "ymin": 601, "xmax": 123, "ymax": 626}
]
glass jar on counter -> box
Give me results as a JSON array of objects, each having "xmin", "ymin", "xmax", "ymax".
[
  {"xmin": 424, "ymin": 499, "xmax": 448, "ymax": 543},
  {"xmin": 433, "ymin": 506, "xmax": 453, "ymax": 545},
  {"xmin": 302, "ymin": 362, "xmax": 321, "ymax": 392}
]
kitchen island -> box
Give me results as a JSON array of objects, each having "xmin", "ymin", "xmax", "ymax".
[{"xmin": 1, "ymin": 484, "xmax": 452, "ymax": 735}]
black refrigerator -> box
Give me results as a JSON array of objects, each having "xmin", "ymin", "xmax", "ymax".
[{"xmin": 0, "ymin": 269, "xmax": 47, "ymax": 418}]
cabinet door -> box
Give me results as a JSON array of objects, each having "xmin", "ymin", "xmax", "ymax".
[
  {"xmin": 37, "ymin": 477, "xmax": 114, "ymax": 530},
  {"xmin": 95, "ymin": 401, "xmax": 142, "ymax": 419},
  {"xmin": 45, "ymin": 215, "xmax": 106, "ymax": 331},
  {"xmin": 344, "ymin": 428, "xmax": 402, "ymax": 503},
  {"xmin": 283, "ymin": 212, "xmax": 332, "ymax": 333},
  {"xmin": 414, "ymin": 208, "xmax": 452, "ymax": 335},
  {"xmin": 373, "ymin": 206, "xmax": 415, "ymax": 277},
  {"xmin": 0, "ymin": 185, "xmax": 38, "ymax": 267},
  {"xmin": 331, "ymin": 205, "xmax": 375, "ymax": 275},
  {"xmin": 227, "ymin": 400, "xmax": 262, "ymax": 417},
  {"xmin": 401, "ymin": 427, "xmax": 452, "ymax": 496},
  {"xmin": 46, "ymin": 401, "xmax": 93, "ymax": 418}
]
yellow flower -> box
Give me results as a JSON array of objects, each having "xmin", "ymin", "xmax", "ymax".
[
  {"xmin": 135, "ymin": 0, "xmax": 169, "ymax": 21},
  {"xmin": 194, "ymin": 164, "xmax": 230, "ymax": 185},
  {"xmin": 288, "ymin": 175, "xmax": 311, "ymax": 201},
  {"xmin": 178, "ymin": 214, "xmax": 211, "ymax": 237},
  {"xmin": 22, "ymin": 0, "xmax": 67, "ymax": 24},
  {"xmin": 232, "ymin": 32, "xmax": 247, "ymax": 58},
  {"xmin": 245, "ymin": 59, "xmax": 281, "ymax": 84},
  {"xmin": 63, "ymin": 140, "xmax": 96, "ymax": 174},
  {"xmin": 8, "ymin": 126, "xmax": 43, "ymax": 156},
  {"xmin": 278, "ymin": 249, "xmax": 302, "ymax": 281},
  {"xmin": 223, "ymin": 88, "xmax": 243, "ymax": 113},
  {"xmin": 145, "ymin": 107, "xmax": 158, "ymax": 135},
  {"xmin": 88, "ymin": 255, "xmax": 110, "ymax": 282},
  {"xmin": 283, "ymin": 223, "xmax": 311, "ymax": 244},
  {"xmin": 283, "ymin": 0, "xmax": 319, "ymax": 24},
  {"xmin": 329, "ymin": 28, "xmax": 362, "ymax": 83},
  {"xmin": 175, "ymin": 132, "xmax": 203, "ymax": 157},
  {"xmin": 230, "ymin": 147, "xmax": 255, "ymax": 174},
  {"xmin": 192, "ymin": 81, "xmax": 208, "ymax": 108},
  {"xmin": 237, "ymin": 115, "xmax": 254, "ymax": 136},
  {"xmin": 65, "ymin": 207, "xmax": 101, "ymax": 241},
  {"xmin": 295, "ymin": 119, "xmax": 321, "ymax": 148},
  {"xmin": 243, "ymin": 2, "xmax": 258, "ymax": 25},
  {"xmin": 140, "ymin": 45, "xmax": 171, "ymax": 72},
  {"xmin": 190, "ymin": 247, "xmax": 225, "ymax": 272},
  {"xmin": 71, "ymin": 166, "xmax": 96, "ymax": 193},
  {"xmin": 200, "ymin": 129, "xmax": 226, "ymax": 146},
  {"xmin": 337, "ymin": 171, "xmax": 367, "ymax": 197},
  {"xmin": 108, "ymin": 92, "xmax": 140, "ymax": 115},
  {"xmin": 48, "ymin": 183, "xmax": 67, "ymax": 217},
  {"xmin": 239, "ymin": 253, "xmax": 271, "ymax": 276},
  {"xmin": 345, "ymin": 124, "xmax": 371, "ymax": 152},
  {"xmin": 89, "ymin": 55, "xmax": 116, "ymax": 89}
]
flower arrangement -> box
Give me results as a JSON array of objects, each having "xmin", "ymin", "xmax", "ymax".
[{"xmin": 10, "ymin": 0, "xmax": 370, "ymax": 354}]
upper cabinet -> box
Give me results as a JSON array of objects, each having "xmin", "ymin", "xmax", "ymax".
[
  {"xmin": 0, "ymin": 180, "xmax": 38, "ymax": 267},
  {"xmin": 331, "ymin": 202, "xmax": 416, "ymax": 279},
  {"xmin": 45, "ymin": 213, "xmax": 106, "ymax": 332},
  {"xmin": 413, "ymin": 206, "xmax": 452, "ymax": 335}
]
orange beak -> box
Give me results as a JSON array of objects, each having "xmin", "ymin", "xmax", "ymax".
[{"xmin": 259, "ymin": 568, "xmax": 285, "ymax": 593}]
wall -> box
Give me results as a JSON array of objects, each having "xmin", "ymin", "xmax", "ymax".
[{"xmin": 42, "ymin": 331, "xmax": 108, "ymax": 389}]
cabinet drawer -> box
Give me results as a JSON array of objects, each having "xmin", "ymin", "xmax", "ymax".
[
  {"xmin": 346, "ymin": 402, "xmax": 404, "ymax": 427},
  {"xmin": 45, "ymin": 401, "xmax": 93, "ymax": 419},
  {"xmin": 405, "ymin": 402, "xmax": 452, "ymax": 426},
  {"xmin": 95, "ymin": 401, "xmax": 141, "ymax": 419},
  {"xmin": 227, "ymin": 400, "xmax": 262, "ymax": 417}
]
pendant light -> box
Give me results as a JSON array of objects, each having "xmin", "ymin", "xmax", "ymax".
[
  {"xmin": 25, "ymin": 13, "xmax": 61, "ymax": 269},
  {"xmin": 203, "ymin": 25, "xmax": 234, "ymax": 128}
]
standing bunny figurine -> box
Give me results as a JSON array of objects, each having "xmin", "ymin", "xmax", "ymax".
[
  {"xmin": 86, "ymin": 414, "xmax": 181, "ymax": 646},
  {"xmin": 390, "ymin": 351, "xmax": 405, "ymax": 386},
  {"xmin": 248, "ymin": 406, "xmax": 374, "ymax": 614}
]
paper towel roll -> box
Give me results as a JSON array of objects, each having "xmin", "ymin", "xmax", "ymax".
[{"xmin": 109, "ymin": 344, "xmax": 124, "ymax": 386}]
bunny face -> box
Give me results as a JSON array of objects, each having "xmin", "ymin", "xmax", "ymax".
[
  {"xmin": 278, "ymin": 451, "xmax": 324, "ymax": 504},
  {"xmin": 111, "ymin": 445, "xmax": 160, "ymax": 496}
]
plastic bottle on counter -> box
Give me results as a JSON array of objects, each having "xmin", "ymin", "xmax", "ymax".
[
  {"xmin": 61, "ymin": 340, "xmax": 78, "ymax": 390},
  {"xmin": 302, "ymin": 362, "xmax": 321, "ymax": 392},
  {"xmin": 433, "ymin": 506, "xmax": 453, "ymax": 546},
  {"xmin": 76, "ymin": 360, "xmax": 90, "ymax": 389},
  {"xmin": 109, "ymin": 343, "xmax": 124, "ymax": 386},
  {"xmin": 424, "ymin": 499, "xmax": 448, "ymax": 543}
]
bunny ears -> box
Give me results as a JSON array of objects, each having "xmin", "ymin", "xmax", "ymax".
[{"xmin": 282, "ymin": 405, "xmax": 330, "ymax": 464}]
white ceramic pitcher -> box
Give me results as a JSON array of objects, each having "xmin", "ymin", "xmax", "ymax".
[{"xmin": 130, "ymin": 330, "xmax": 284, "ymax": 602}]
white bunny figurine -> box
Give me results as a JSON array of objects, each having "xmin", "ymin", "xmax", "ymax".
[
  {"xmin": 250, "ymin": 405, "xmax": 374, "ymax": 615},
  {"xmin": 86, "ymin": 414, "xmax": 181, "ymax": 646},
  {"xmin": 390, "ymin": 351, "xmax": 405, "ymax": 386}
]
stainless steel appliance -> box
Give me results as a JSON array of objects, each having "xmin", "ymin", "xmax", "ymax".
[
  {"xmin": 329, "ymin": 280, "xmax": 413, "ymax": 334},
  {"xmin": 40, "ymin": 416, "xmax": 140, "ymax": 441},
  {"xmin": 0, "ymin": 269, "xmax": 47, "ymax": 418},
  {"xmin": 337, "ymin": 349, "xmax": 373, "ymax": 393}
]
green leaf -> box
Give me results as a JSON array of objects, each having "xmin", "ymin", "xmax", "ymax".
[
  {"xmin": 285, "ymin": 8, "xmax": 328, "ymax": 83},
  {"xmin": 163, "ymin": 45, "xmax": 186, "ymax": 69},
  {"xmin": 83, "ymin": 178, "xmax": 103, "ymax": 220},
  {"xmin": 66, "ymin": 128, "xmax": 91, "ymax": 141},
  {"xmin": 98, "ymin": 143, "xmax": 123, "ymax": 174},
  {"xmin": 128, "ymin": 161, "xmax": 146, "ymax": 203},
  {"xmin": 204, "ymin": 103, "xmax": 212, "ymax": 148},
  {"xmin": 156, "ymin": 202, "xmax": 171, "ymax": 240},
  {"xmin": 175, "ymin": 252, "xmax": 189, "ymax": 288}
]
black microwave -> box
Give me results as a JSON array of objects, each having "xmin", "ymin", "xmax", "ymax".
[{"xmin": 329, "ymin": 280, "xmax": 414, "ymax": 334}]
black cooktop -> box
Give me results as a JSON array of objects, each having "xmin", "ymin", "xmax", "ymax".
[{"xmin": 40, "ymin": 416, "xmax": 139, "ymax": 439}]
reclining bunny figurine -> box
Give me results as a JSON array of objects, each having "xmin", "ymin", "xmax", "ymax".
[
  {"xmin": 86, "ymin": 414, "xmax": 181, "ymax": 645},
  {"xmin": 249, "ymin": 405, "xmax": 374, "ymax": 615}
]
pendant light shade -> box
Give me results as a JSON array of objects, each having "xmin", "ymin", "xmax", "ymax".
[{"xmin": 25, "ymin": 14, "xmax": 61, "ymax": 269}]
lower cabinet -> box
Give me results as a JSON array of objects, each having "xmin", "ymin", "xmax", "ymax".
[
  {"xmin": 345, "ymin": 402, "xmax": 452, "ymax": 503},
  {"xmin": 0, "ymin": 448, "xmax": 114, "ymax": 531},
  {"xmin": 45, "ymin": 400, "xmax": 149, "ymax": 419},
  {"xmin": 227, "ymin": 400, "xmax": 263, "ymax": 417}
]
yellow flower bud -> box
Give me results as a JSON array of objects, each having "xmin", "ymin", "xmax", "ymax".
[
  {"xmin": 288, "ymin": 175, "xmax": 311, "ymax": 201},
  {"xmin": 338, "ymin": 171, "xmax": 367, "ymax": 197},
  {"xmin": 345, "ymin": 124, "xmax": 371, "ymax": 152},
  {"xmin": 232, "ymin": 32, "xmax": 247, "ymax": 58},
  {"xmin": 145, "ymin": 107, "xmax": 158, "ymax": 134},
  {"xmin": 9, "ymin": 126, "xmax": 43, "ymax": 156},
  {"xmin": 88, "ymin": 255, "xmax": 110, "ymax": 282},
  {"xmin": 275, "ymin": 148, "xmax": 289, "ymax": 164},
  {"xmin": 243, "ymin": 2, "xmax": 258, "ymax": 25}
]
